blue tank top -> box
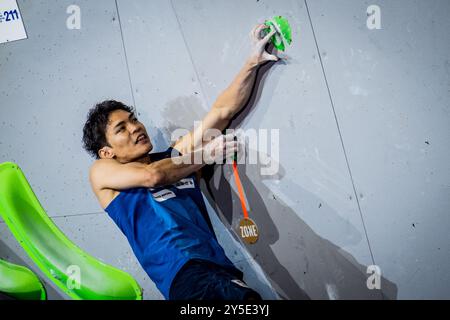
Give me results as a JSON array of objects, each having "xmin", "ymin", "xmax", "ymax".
[{"xmin": 104, "ymin": 147, "xmax": 241, "ymax": 299}]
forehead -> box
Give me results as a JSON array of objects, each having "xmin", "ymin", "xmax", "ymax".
[{"xmin": 107, "ymin": 110, "xmax": 131, "ymax": 126}]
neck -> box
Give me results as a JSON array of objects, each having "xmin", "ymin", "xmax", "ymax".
[{"xmin": 133, "ymin": 153, "xmax": 152, "ymax": 164}]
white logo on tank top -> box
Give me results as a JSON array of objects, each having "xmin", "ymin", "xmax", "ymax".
[
  {"xmin": 173, "ymin": 178, "xmax": 195, "ymax": 189},
  {"xmin": 148, "ymin": 177, "xmax": 194, "ymax": 201},
  {"xmin": 152, "ymin": 189, "xmax": 176, "ymax": 202}
]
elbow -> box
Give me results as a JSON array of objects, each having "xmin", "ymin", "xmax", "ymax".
[
  {"xmin": 145, "ymin": 168, "xmax": 166, "ymax": 188},
  {"xmin": 214, "ymin": 104, "xmax": 235, "ymax": 121}
]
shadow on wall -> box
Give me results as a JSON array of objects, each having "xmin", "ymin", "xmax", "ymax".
[
  {"xmin": 201, "ymin": 159, "xmax": 397, "ymax": 300},
  {"xmin": 204, "ymin": 59, "xmax": 398, "ymax": 300},
  {"xmin": 160, "ymin": 52, "xmax": 398, "ymax": 299}
]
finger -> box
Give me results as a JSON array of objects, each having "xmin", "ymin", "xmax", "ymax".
[
  {"xmin": 223, "ymin": 141, "xmax": 238, "ymax": 152},
  {"xmin": 251, "ymin": 24, "xmax": 265, "ymax": 34},
  {"xmin": 252, "ymin": 23, "xmax": 268, "ymax": 40},
  {"xmin": 223, "ymin": 147, "xmax": 237, "ymax": 162},
  {"xmin": 213, "ymin": 147, "xmax": 224, "ymax": 160},
  {"xmin": 213, "ymin": 134, "xmax": 225, "ymax": 147},
  {"xmin": 250, "ymin": 24, "xmax": 260, "ymax": 39},
  {"xmin": 255, "ymin": 24, "xmax": 268, "ymax": 36},
  {"xmin": 223, "ymin": 133, "xmax": 235, "ymax": 142},
  {"xmin": 224, "ymin": 144, "xmax": 236, "ymax": 153},
  {"xmin": 225, "ymin": 145, "xmax": 237, "ymax": 154},
  {"xmin": 265, "ymin": 53, "xmax": 279, "ymax": 61},
  {"xmin": 225, "ymin": 152, "xmax": 235, "ymax": 164},
  {"xmin": 262, "ymin": 29, "xmax": 277, "ymax": 43},
  {"xmin": 225, "ymin": 145, "xmax": 237, "ymax": 156}
]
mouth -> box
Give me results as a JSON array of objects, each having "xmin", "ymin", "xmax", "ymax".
[{"xmin": 135, "ymin": 134, "xmax": 149, "ymax": 144}]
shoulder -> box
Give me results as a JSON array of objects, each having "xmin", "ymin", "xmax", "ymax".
[
  {"xmin": 88, "ymin": 160, "xmax": 119, "ymax": 209},
  {"xmin": 89, "ymin": 158, "xmax": 146, "ymax": 185},
  {"xmin": 89, "ymin": 158, "xmax": 124, "ymax": 190},
  {"xmin": 89, "ymin": 159, "xmax": 115, "ymax": 184}
]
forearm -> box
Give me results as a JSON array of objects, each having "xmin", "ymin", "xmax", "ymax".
[
  {"xmin": 147, "ymin": 149, "xmax": 205, "ymax": 186},
  {"xmin": 214, "ymin": 57, "xmax": 259, "ymax": 119}
]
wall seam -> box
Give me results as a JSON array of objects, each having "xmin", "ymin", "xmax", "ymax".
[
  {"xmin": 169, "ymin": 0, "xmax": 211, "ymax": 107},
  {"xmin": 303, "ymin": 0, "xmax": 378, "ymax": 274},
  {"xmin": 114, "ymin": 0, "xmax": 138, "ymax": 110}
]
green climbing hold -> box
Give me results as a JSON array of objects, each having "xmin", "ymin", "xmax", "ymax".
[{"xmin": 264, "ymin": 16, "xmax": 293, "ymax": 52}]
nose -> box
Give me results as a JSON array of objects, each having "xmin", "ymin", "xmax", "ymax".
[{"xmin": 129, "ymin": 122, "xmax": 141, "ymax": 133}]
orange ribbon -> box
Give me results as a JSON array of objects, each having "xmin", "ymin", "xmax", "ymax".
[{"xmin": 232, "ymin": 161, "xmax": 249, "ymax": 219}]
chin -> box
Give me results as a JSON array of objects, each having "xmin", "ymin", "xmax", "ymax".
[
  {"xmin": 143, "ymin": 141, "xmax": 153, "ymax": 153},
  {"xmin": 135, "ymin": 138, "xmax": 153, "ymax": 154}
]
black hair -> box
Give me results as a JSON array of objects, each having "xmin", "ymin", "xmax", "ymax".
[{"xmin": 82, "ymin": 100, "xmax": 135, "ymax": 159}]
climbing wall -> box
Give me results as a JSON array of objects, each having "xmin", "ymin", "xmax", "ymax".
[{"xmin": 0, "ymin": 0, "xmax": 449, "ymax": 299}]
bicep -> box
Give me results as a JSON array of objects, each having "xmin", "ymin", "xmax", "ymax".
[{"xmin": 90, "ymin": 160, "xmax": 157, "ymax": 191}]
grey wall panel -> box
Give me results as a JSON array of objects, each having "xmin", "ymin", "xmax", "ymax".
[
  {"xmin": 170, "ymin": 0, "xmax": 388, "ymax": 299},
  {"xmin": 115, "ymin": 0, "xmax": 211, "ymax": 151},
  {"xmin": 0, "ymin": 0, "xmax": 131, "ymax": 218},
  {"xmin": 307, "ymin": 0, "xmax": 450, "ymax": 298}
]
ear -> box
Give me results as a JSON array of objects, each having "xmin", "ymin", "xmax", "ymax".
[{"xmin": 98, "ymin": 146, "xmax": 115, "ymax": 159}]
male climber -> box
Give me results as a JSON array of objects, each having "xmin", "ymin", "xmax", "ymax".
[{"xmin": 82, "ymin": 24, "xmax": 279, "ymax": 300}]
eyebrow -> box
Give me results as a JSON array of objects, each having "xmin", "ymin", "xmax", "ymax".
[{"xmin": 113, "ymin": 113, "xmax": 135, "ymax": 131}]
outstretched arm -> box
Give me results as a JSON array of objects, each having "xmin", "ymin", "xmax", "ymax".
[
  {"xmin": 173, "ymin": 24, "xmax": 278, "ymax": 155},
  {"xmin": 214, "ymin": 24, "xmax": 279, "ymax": 121}
]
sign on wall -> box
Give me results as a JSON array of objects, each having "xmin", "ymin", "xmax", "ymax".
[{"xmin": 0, "ymin": 0, "xmax": 27, "ymax": 44}]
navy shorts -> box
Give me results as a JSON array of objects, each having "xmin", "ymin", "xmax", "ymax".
[{"xmin": 169, "ymin": 259, "xmax": 262, "ymax": 300}]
